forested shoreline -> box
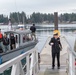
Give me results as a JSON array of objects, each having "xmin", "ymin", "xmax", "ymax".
[{"xmin": 0, "ymin": 12, "xmax": 76, "ymax": 25}]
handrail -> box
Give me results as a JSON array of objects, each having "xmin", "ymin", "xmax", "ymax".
[
  {"xmin": 0, "ymin": 48, "xmax": 39, "ymax": 75},
  {"xmin": 64, "ymin": 35, "xmax": 76, "ymax": 57},
  {"xmin": 0, "ymin": 49, "xmax": 34, "ymax": 73},
  {"xmin": 64, "ymin": 34, "xmax": 76, "ymax": 75}
]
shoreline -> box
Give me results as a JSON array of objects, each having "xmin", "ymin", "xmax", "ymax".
[{"xmin": 0, "ymin": 23, "xmax": 76, "ymax": 26}]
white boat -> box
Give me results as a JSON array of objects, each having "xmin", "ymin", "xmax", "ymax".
[{"xmin": 0, "ymin": 30, "xmax": 38, "ymax": 63}]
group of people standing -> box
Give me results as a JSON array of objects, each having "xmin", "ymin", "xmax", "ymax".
[{"xmin": 0, "ymin": 29, "xmax": 15, "ymax": 53}]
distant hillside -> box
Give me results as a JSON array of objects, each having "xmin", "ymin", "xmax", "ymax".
[{"xmin": 0, "ymin": 12, "xmax": 76, "ymax": 24}]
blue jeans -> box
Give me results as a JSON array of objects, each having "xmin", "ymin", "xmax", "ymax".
[
  {"xmin": 4, "ymin": 45, "xmax": 9, "ymax": 52},
  {"xmin": 0, "ymin": 42, "xmax": 5, "ymax": 52}
]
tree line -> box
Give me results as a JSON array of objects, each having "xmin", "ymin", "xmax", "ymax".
[{"xmin": 0, "ymin": 12, "xmax": 76, "ymax": 24}]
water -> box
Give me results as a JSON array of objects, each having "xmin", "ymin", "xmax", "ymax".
[
  {"xmin": 0, "ymin": 24, "xmax": 76, "ymax": 75},
  {"xmin": 0, "ymin": 24, "xmax": 76, "ymax": 54},
  {"xmin": 32, "ymin": 24, "xmax": 76, "ymax": 36}
]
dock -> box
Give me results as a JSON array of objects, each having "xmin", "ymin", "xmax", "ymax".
[
  {"xmin": 0, "ymin": 35, "xmax": 76, "ymax": 75},
  {"xmin": 37, "ymin": 36, "xmax": 68, "ymax": 75}
]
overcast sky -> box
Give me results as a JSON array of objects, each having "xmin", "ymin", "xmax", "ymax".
[{"xmin": 0, "ymin": 0, "xmax": 76, "ymax": 16}]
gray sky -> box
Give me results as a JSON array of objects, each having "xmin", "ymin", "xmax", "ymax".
[{"xmin": 0, "ymin": 0, "xmax": 76, "ymax": 16}]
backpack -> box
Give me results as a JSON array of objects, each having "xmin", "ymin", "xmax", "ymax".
[{"xmin": 0, "ymin": 33, "xmax": 2, "ymax": 39}]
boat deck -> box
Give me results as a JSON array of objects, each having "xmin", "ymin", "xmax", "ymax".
[{"xmin": 37, "ymin": 36, "xmax": 68, "ymax": 75}]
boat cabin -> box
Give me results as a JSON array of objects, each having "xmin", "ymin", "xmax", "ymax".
[
  {"xmin": 0, "ymin": 30, "xmax": 37, "ymax": 63},
  {"xmin": 0, "ymin": 29, "xmax": 37, "ymax": 53},
  {"xmin": 4, "ymin": 30, "xmax": 36, "ymax": 50}
]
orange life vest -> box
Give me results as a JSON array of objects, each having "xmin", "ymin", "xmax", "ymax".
[{"xmin": 0, "ymin": 33, "xmax": 2, "ymax": 39}]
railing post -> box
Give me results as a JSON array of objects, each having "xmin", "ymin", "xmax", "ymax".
[
  {"xmin": 26, "ymin": 55, "xmax": 30, "ymax": 75},
  {"xmin": 33, "ymin": 51, "xmax": 35, "ymax": 75},
  {"xmin": 11, "ymin": 63, "xmax": 20, "ymax": 75},
  {"xmin": 30, "ymin": 49, "xmax": 39, "ymax": 75},
  {"xmin": 72, "ymin": 55, "xmax": 75, "ymax": 75},
  {"xmin": 19, "ymin": 62, "xmax": 25, "ymax": 75},
  {"xmin": 11, "ymin": 62, "xmax": 24, "ymax": 75},
  {"xmin": 35, "ymin": 50, "xmax": 39, "ymax": 73},
  {"xmin": 69, "ymin": 51, "xmax": 75, "ymax": 75},
  {"xmin": 30, "ymin": 52, "xmax": 34, "ymax": 75}
]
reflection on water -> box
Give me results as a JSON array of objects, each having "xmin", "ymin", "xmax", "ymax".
[{"xmin": 36, "ymin": 28, "xmax": 76, "ymax": 37}]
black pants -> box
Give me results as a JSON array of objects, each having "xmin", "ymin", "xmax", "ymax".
[{"xmin": 52, "ymin": 52, "xmax": 60, "ymax": 68}]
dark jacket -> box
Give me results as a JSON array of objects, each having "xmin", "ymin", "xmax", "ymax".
[
  {"xmin": 3, "ymin": 37, "xmax": 9, "ymax": 45},
  {"xmin": 10, "ymin": 36, "xmax": 15, "ymax": 45},
  {"xmin": 30, "ymin": 26, "xmax": 36, "ymax": 33},
  {"xmin": 49, "ymin": 37, "xmax": 62, "ymax": 53}
]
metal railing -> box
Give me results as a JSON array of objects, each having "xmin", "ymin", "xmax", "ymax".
[
  {"xmin": 64, "ymin": 34, "xmax": 76, "ymax": 75},
  {"xmin": 0, "ymin": 48, "xmax": 39, "ymax": 75}
]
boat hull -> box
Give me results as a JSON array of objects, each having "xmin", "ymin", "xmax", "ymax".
[{"xmin": 0, "ymin": 41, "xmax": 37, "ymax": 63}]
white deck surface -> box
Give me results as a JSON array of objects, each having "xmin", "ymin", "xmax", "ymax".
[{"xmin": 37, "ymin": 36, "xmax": 68, "ymax": 75}]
